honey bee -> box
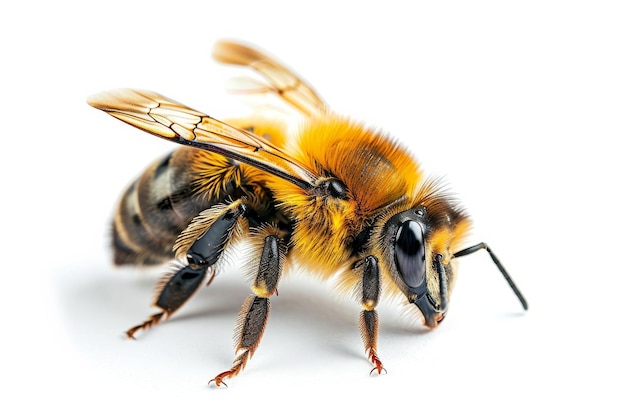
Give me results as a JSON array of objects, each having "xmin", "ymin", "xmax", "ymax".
[{"xmin": 88, "ymin": 40, "xmax": 527, "ymax": 387}]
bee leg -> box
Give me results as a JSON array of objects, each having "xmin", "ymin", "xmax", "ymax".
[
  {"xmin": 126, "ymin": 203, "xmax": 248, "ymax": 339},
  {"xmin": 125, "ymin": 266, "xmax": 213, "ymax": 339},
  {"xmin": 209, "ymin": 232, "xmax": 286, "ymax": 387},
  {"xmin": 356, "ymin": 256, "xmax": 386, "ymax": 375}
]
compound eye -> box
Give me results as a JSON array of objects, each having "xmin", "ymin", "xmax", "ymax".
[{"xmin": 394, "ymin": 220, "xmax": 426, "ymax": 288}]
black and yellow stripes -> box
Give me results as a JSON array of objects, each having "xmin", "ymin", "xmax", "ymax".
[{"xmin": 111, "ymin": 147, "xmax": 274, "ymax": 266}]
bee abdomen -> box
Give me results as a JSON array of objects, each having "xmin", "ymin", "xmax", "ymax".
[{"xmin": 112, "ymin": 149, "xmax": 221, "ymax": 265}]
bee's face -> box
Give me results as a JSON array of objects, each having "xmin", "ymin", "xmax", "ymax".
[{"xmin": 380, "ymin": 205, "xmax": 465, "ymax": 329}]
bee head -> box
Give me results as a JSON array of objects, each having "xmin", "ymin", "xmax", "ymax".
[{"xmin": 382, "ymin": 204, "xmax": 468, "ymax": 329}]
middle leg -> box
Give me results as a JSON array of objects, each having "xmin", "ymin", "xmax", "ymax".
[{"xmin": 210, "ymin": 225, "xmax": 287, "ymax": 387}]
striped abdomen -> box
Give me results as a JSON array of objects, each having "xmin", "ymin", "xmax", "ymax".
[{"xmin": 112, "ymin": 147, "xmax": 241, "ymax": 265}]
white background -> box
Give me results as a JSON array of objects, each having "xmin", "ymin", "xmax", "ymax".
[{"xmin": 2, "ymin": 1, "xmax": 625, "ymax": 415}]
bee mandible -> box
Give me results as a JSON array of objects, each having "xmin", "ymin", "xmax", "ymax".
[{"xmin": 88, "ymin": 40, "xmax": 527, "ymax": 387}]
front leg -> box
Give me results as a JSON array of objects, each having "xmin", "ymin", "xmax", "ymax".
[
  {"xmin": 356, "ymin": 255, "xmax": 386, "ymax": 375},
  {"xmin": 210, "ymin": 226, "xmax": 287, "ymax": 387}
]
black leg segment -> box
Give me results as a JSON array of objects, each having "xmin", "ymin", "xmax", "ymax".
[
  {"xmin": 254, "ymin": 235, "xmax": 282, "ymax": 297},
  {"xmin": 185, "ymin": 203, "xmax": 248, "ymax": 268},
  {"xmin": 154, "ymin": 266, "xmax": 208, "ymax": 314}
]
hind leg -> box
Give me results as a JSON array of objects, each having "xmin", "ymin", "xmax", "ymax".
[{"xmin": 126, "ymin": 200, "xmax": 249, "ymax": 338}]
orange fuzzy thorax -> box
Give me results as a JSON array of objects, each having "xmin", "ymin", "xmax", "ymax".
[{"xmin": 263, "ymin": 114, "xmax": 424, "ymax": 276}]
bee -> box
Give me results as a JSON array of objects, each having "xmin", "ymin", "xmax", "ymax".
[{"xmin": 88, "ymin": 40, "xmax": 527, "ymax": 387}]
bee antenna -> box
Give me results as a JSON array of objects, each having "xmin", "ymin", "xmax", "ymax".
[{"xmin": 453, "ymin": 243, "xmax": 528, "ymax": 311}]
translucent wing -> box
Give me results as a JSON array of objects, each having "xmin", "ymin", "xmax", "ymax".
[
  {"xmin": 213, "ymin": 40, "xmax": 327, "ymax": 117},
  {"xmin": 87, "ymin": 88, "xmax": 317, "ymax": 189}
]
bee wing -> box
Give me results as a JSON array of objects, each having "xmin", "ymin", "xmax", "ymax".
[
  {"xmin": 87, "ymin": 88, "xmax": 317, "ymax": 189},
  {"xmin": 213, "ymin": 40, "xmax": 327, "ymax": 117}
]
